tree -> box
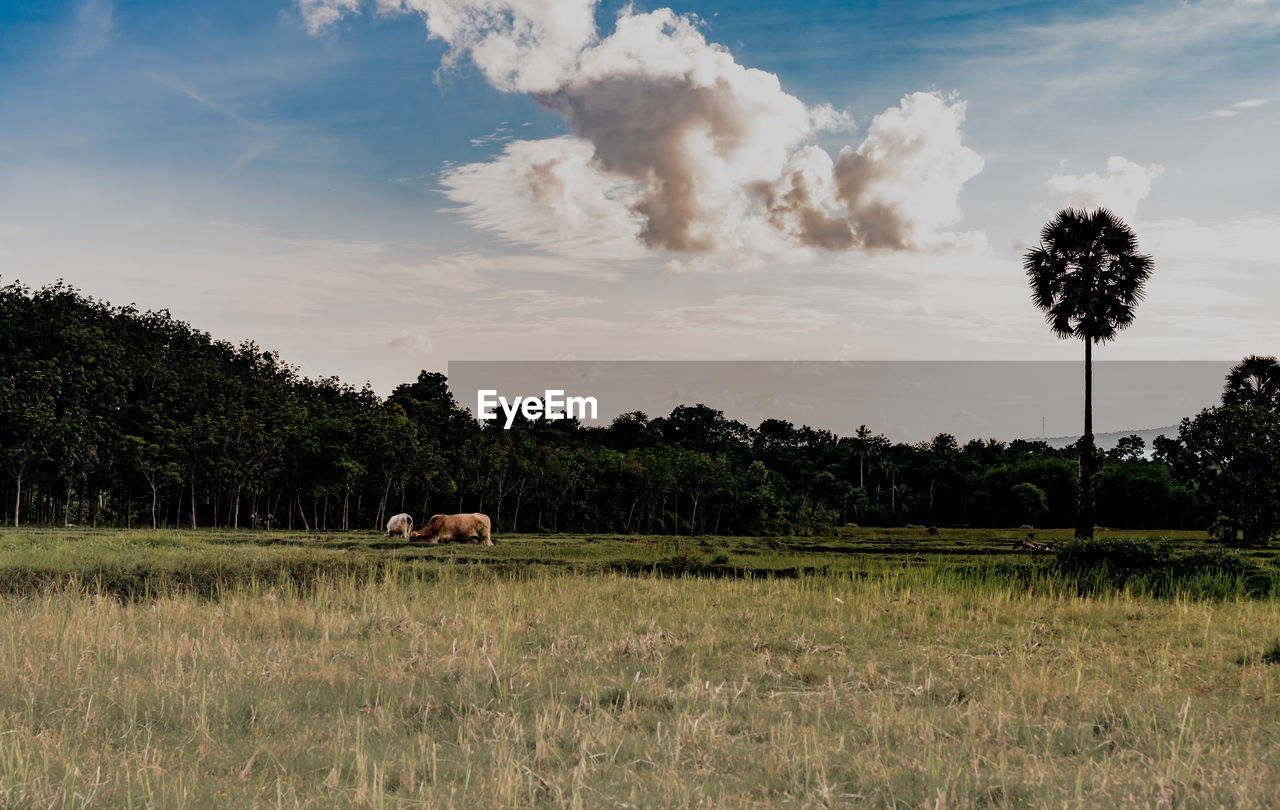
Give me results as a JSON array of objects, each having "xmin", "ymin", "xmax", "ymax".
[
  {"xmin": 1223, "ymin": 355, "xmax": 1280, "ymax": 411},
  {"xmin": 1024, "ymin": 208, "xmax": 1153, "ymax": 539},
  {"xmin": 1108, "ymin": 434, "xmax": 1146, "ymax": 462},
  {"xmin": 1010, "ymin": 482, "xmax": 1048, "ymax": 526},
  {"xmin": 1177, "ymin": 404, "xmax": 1280, "ymax": 546}
]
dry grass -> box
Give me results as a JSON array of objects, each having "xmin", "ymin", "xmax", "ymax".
[{"xmin": 2, "ymin": 566, "xmax": 1280, "ymax": 808}]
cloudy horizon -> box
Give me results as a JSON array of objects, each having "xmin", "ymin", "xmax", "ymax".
[{"xmin": 3, "ymin": 0, "xmax": 1278, "ymax": 394}]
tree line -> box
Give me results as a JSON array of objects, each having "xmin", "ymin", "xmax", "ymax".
[{"xmin": 1, "ymin": 279, "xmax": 1275, "ymax": 540}]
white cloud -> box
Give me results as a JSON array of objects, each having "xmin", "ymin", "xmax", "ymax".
[
  {"xmin": 1198, "ymin": 97, "xmax": 1269, "ymax": 119},
  {"xmin": 1048, "ymin": 156, "xmax": 1164, "ymax": 220},
  {"xmin": 390, "ymin": 0, "xmax": 598, "ymax": 93},
  {"xmin": 831, "ymin": 92, "xmax": 985, "ymax": 249},
  {"xmin": 306, "ymin": 1, "xmax": 985, "ymax": 261},
  {"xmin": 439, "ymin": 136, "xmax": 646, "ymax": 260},
  {"xmin": 298, "ymin": 0, "xmax": 362, "ymax": 34}
]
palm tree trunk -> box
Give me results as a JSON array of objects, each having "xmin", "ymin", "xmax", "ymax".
[{"xmin": 1076, "ymin": 340, "xmax": 1096, "ymax": 540}]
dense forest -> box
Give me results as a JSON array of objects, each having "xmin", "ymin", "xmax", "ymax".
[{"xmin": 2, "ymin": 279, "xmax": 1273, "ymax": 537}]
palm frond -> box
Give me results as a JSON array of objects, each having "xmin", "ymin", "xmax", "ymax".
[{"xmin": 1022, "ymin": 208, "xmax": 1152, "ymax": 344}]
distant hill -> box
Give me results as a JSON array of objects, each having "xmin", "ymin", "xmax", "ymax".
[{"xmin": 1037, "ymin": 425, "xmax": 1179, "ymax": 456}]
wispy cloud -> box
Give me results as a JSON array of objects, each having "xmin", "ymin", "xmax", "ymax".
[
  {"xmin": 655, "ymin": 295, "xmax": 838, "ymax": 338},
  {"xmin": 64, "ymin": 0, "xmax": 114, "ymax": 59},
  {"xmin": 963, "ymin": 1, "xmax": 1280, "ymax": 116},
  {"xmin": 146, "ymin": 72, "xmax": 279, "ymax": 168},
  {"xmin": 503, "ymin": 289, "xmax": 605, "ymax": 316},
  {"xmin": 1196, "ymin": 97, "xmax": 1269, "ymax": 119}
]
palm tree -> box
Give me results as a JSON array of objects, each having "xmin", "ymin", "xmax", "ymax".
[
  {"xmin": 1223, "ymin": 355, "xmax": 1280, "ymax": 411},
  {"xmin": 1024, "ymin": 208, "xmax": 1153, "ymax": 540}
]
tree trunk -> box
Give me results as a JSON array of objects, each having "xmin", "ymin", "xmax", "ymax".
[
  {"xmin": 296, "ymin": 491, "xmax": 311, "ymax": 531},
  {"xmin": 190, "ymin": 474, "xmax": 197, "ymax": 529},
  {"xmin": 377, "ymin": 474, "xmax": 392, "ymax": 530},
  {"xmin": 1076, "ymin": 340, "xmax": 1096, "ymax": 540},
  {"xmin": 13, "ymin": 471, "xmax": 22, "ymax": 527}
]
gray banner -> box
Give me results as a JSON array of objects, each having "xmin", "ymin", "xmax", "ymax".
[{"xmin": 447, "ymin": 361, "xmax": 1234, "ymax": 445}]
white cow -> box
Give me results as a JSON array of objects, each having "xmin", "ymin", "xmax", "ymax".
[{"xmin": 386, "ymin": 513, "xmax": 414, "ymax": 538}]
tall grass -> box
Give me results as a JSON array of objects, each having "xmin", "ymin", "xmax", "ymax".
[{"xmin": 3, "ymin": 566, "xmax": 1280, "ymax": 807}]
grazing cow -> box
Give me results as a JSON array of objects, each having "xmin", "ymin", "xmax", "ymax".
[
  {"xmin": 409, "ymin": 513, "xmax": 493, "ymax": 545},
  {"xmin": 386, "ymin": 513, "xmax": 414, "ymax": 538}
]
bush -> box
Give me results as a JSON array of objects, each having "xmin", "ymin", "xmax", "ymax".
[
  {"xmin": 1054, "ymin": 538, "xmax": 1273, "ymax": 598},
  {"xmin": 1055, "ymin": 537, "xmax": 1173, "ymax": 578},
  {"xmin": 1208, "ymin": 514, "xmax": 1239, "ymax": 545}
]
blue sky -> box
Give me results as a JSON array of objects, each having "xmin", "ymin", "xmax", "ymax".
[{"xmin": 2, "ymin": 0, "xmax": 1279, "ymax": 395}]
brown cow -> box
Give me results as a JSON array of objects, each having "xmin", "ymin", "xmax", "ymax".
[{"xmin": 408, "ymin": 513, "xmax": 493, "ymax": 545}]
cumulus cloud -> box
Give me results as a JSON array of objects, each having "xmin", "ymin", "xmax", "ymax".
[
  {"xmin": 831, "ymin": 92, "xmax": 985, "ymax": 249},
  {"xmin": 1048, "ymin": 156, "xmax": 1164, "ymax": 220},
  {"xmin": 304, "ymin": 0, "xmax": 984, "ymax": 258}
]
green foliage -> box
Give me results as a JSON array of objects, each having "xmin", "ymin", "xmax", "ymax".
[
  {"xmin": 1054, "ymin": 537, "xmax": 1273, "ymax": 597},
  {"xmin": 0, "ymin": 280, "xmax": 1214, "ymax": 535},
  {"xmin": 1023, "ymin": 208, "xmax": 1153, "ymax": 344},
  {"xmin": 1223, "ymin": 355, "xmax": 1280, "ymax": 411},
  {"xmin": 1096, "ymin": 461, "xmax": 1196, "ymax": 530},
  {"xmin": 1055, "ymin": 537, "xmax": 1174, "ymax": 577},
  {"xmin": 1010, "ymin": 482, "xmax": 1048, "ymax": 525},
  {"xmin": 1208, "ymin": 514, "xmax": 1238, "ymax": 544},
  {"xmin": 1177, "ymin": 404, "xmax": 1280, "ymax": 546}
]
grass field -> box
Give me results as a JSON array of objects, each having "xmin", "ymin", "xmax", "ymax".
[{"xmin": 2, "ymin": 527, "xmax": 1280, "ymax": 807}]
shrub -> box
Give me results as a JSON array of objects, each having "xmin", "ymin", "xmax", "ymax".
[
  {"xmin": 1054, "ymin": 538, "xmax": 1273, "ymax": 598},
  {"xmin": 1055, "ymin": 537, "xmax": 1173, "ymax": 578},
  {"xmin": 1208, "ymin": 514, "xmax": 1239, "ymax": 545}
]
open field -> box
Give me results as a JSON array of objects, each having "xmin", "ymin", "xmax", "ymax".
[
  {"xmin": 3, "ymin": 528, "xmax": 1280, "ymax": 808},
  {"xmin": 1, "ymin": 526, "xmax": 1277, "ymax": 601}
]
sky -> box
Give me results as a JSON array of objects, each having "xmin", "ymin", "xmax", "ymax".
[{"xmin": 2, "ymin": 0, "xmax": 1279, "ymax": 396}]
